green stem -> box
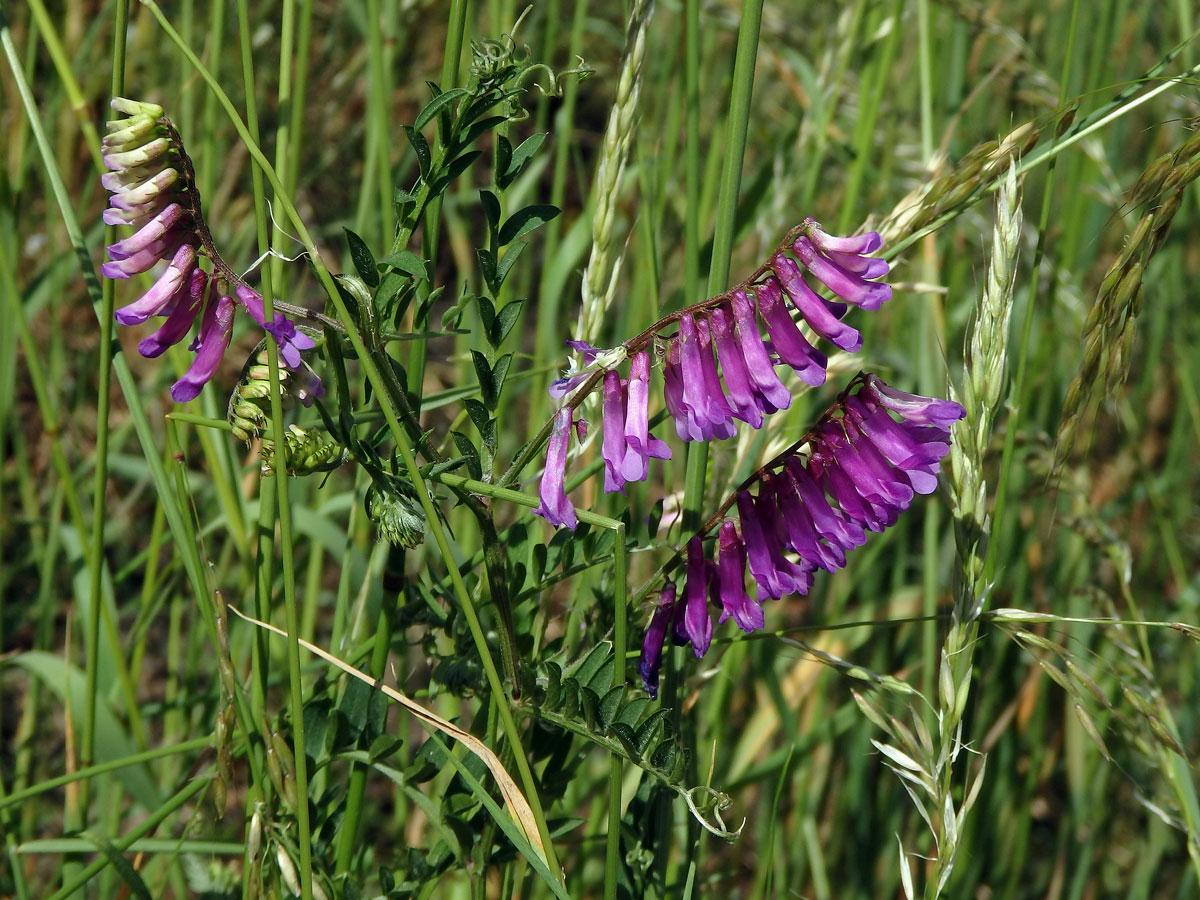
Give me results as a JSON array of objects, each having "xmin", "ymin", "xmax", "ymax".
[
  {"xmin": 683, "ymin": 0, "xmax": 764, "ymax": 535},
  {"xmin": 43, "ymin": 777, "xmax": 210, "ymax": 900},
  {"xmin": 79, "ymin": 0, "xmax": 128, "ymax": 812},
  {"xmin": 0, "ymin": 738, "xmax": 211, "ymax": 813},
  {"xmin": 261, "ymin": 3, "xmax": 313, "ymax": 894}
]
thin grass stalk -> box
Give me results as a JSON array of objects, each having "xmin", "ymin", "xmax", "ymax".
[
  {"xmin": 79, "ymin": 0, "xmax": 129, "ymax": 812},
  {"xmin": 682, "ymin": 0, "xmax": 701, "ymax": 309},
  {"xmin": 255, "ymin": 4, "xmax": 315, "ymax": 895},
  {"xmin": 22, "ymin": 0, "xmax": 104, "ymax": 172},
  {"xmin": 837, "ymin": 0, "xmax": 903, "ymax": 234},
  {"xmin": 366, "ymin": 0, "xmax": 393, "ymax": 243},
  {"xmin": 680, "ymin": 0, "xmax": 763, "ymax": 539},
  {"xmin": 234, "ymin": 0, "xmax": 274, "ymax": 730},
  {"xmin": 335, "ymin": 546, "xmax": 405, "ymax": 875},
  {"xmin": 988, "ymin": 0, "xmax": 1079, "ymax": 587}
]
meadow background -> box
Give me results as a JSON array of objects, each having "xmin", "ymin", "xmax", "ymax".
[{"xmin": 2, "ymin": 1, "xmax": 1200, "ymax": 898}]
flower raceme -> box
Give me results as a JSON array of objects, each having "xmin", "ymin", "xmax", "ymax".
[
  {"xmin": 638, "ymin": 374, "xmax": 965, "ymax": 697},
  {"xmin": 100, "ymin": 97, "xmax": 315, "ymax": 402},
  {"xmin": 534, "ymin": 218, "xmax": 892, "ymax": 529}
]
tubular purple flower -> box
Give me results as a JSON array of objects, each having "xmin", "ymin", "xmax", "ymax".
[
  {"xmin": 862, "ymin": 375, "xmax": 966, "ymax": 428},
  {"xmin": 784, "ymin": 456, "xmax": 867, "ymax": 549},
  {"xmin": 825, "ymin": 249, "xmax": 890, "ymax": 279},
  {"xmin": 171, "ymin": 289, "xmax": 235, "ymax": 403},
  {"xmin": 677, "ymin": 536, "xmax": 714, "ymax": 656},
  {"xmin": 710, "ymin": 304, "xmax": 764, "ymax": 428},
  {"xmin": 663, "ymin": 339, "xmax": 701, "ymax": 441},
  {"xmin": 731, "ymin": 290, "xmax": 792, "ymax": 413},
  {"xmin": 756, "ymin": 277, "xmax": 827, "ymax": 386},
  {"xmin": 620, "ymin": 351, "xmax": 671, "ymax": 482},
  {"xmin": 112, "ymin": 243, "xmax": 197, "ymax": 325},
  {"xmin": 694, "ymin": 316, "xmax": 739, "ymax": 438},
  {"xmin": 716, "ymin": 522, "xmax": 763, "ymax": 633},
  {"xmin": 754, "ymin": 479, "xmax": 816, "ymax": 594},
  {"xmin": 677, "ymin": 314, "xmax": 736, "ymax": 440},
  {"xmin": 565, "ymin": 339, "xmax": 604, "ymax": 363},
  {"xmin": 266, "ymin": 318, "xmax": 317, "ymax": 369},
  {"xmin": 843, "ymin": 395, "xmax": 947, "ymax": 470},
  {"xmin": 235, "ymin": 284, "xmax": 314, "ymax": 369},
  {"xmin": 639, "ymin": 582, "xmax": 678, "ymax": 699},
  {"xmin": 533, "ymin": 407, "xmax": 578, "ymax": 530},
  {"xmin": 843, "ymin": 412, "xmax": 933, "ymax": 498},
  {"xmin": 601, "ymin": 371, "xmax": 629, "ymax": 494},
  {"xmin": 737, "ymin": 490, "xmax": 794, "ymax": 599},
  {"xmin": 794, "ymin": 235, "xmax": 892, "ymax": 311},
  {"xmin": 803, "ymin": 219, "xmax": 882, "ymax": 255},
  {"xmin": 772, "ymin": 469, "xmax": 847, "ymax": 572},
  {"xmin": 817, "ymin": 422, "xmax": 913, "ymax": 510},
  {"xmin": 138, "ymin": 268, "xmax": 207, "ymax": 358},
  {"xmin": 809, "ymin": 451, "xmax": 890, "ymax": 533},
  {"xmin": 106, "ymin": 203, "xmax": 186, "ymax": 261},
  {"xmin": 771, "ymin": 255, "xmax": 862, "ymax": 352}
]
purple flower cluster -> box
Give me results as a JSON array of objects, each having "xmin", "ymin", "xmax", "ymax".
[
  {"xmin": 534, "ymin": 220, "xmax": 892, "ymax": 531},
  {"xmin": 639, "ymin": 374, "xmax": 965, "ymax": 697},
  {"xmin": 101, "ymin": 97, "xmax": 315, "ymax": 403},
  {"xmin": 661, "ymin": 220, "xmax": 890, "ymax": 441}
]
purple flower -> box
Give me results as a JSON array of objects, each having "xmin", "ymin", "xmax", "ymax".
[
  {"xmin": 783, "ymin": 457, "xmax": 866, "ymax": 551},
  {"xmin": 730, "ymin": 290, "xmax": 792, "ymax": 414},
  {"xmin": 716, "ymin": 522, "xmax": 763, "ymax": 633},
  {"xmin": 620, "ymin": 351, "xmax": 671, "ymax": 482},
  {"xmin": 770, "ymin": 469, "xmax": 847, "ymax": 572},
  {"xmin": 771, "ymin": 254, "xmax": 862, "ymax": 352},
  {"xmin": 565, "ymin": 339, "xmax": 604, "ymax": 363},
  {"xmin": 234, "ymin": 285, "xmax": 314, "ymax": 369},
  {"xmin": 639, "ymin": 582, "xmax": 678, "ymax": 699},
  {"xmin": 792, "ymin": 234, "xmax": 897, "ymax": 312},
  {"xmin": 549, "ymin": 340, "xmax": 607, "ymax": 398},
  {"xmin": 710, "ymin": 304, "xmax": 765, "ymax": 428},
  {"xmin": 756, "ymin": 277, "xmax": 826, "ymax": 387},
  {"xmin": 793, "ymin": 218, "xmax": 892, "ymax": 311},
  {"xmin": 113, "ymin": 243, "xmax": 199, "ymax": 326},
  {"xmin": 101, "ymin": 97, "xmax": 320, "ymax": 403},
  {"xmin": 639, "ymin": 374, "xmax": 962, "ymax": 690},
  {"xmin": 171, "ymin": 288, "xmax": 235, "ymax": 403},
  {"xmin": 753, "ymin": 478, "xmax": 816, "ymax": 594},
  {"xmin": 662, "ymin": 339, "xmax": 700, "ymax": 441},
  {"xmin": 533, "ymin": 407, "xmax": 578, "ymax": 530},
  {"xmin": 676, "ymin": 314, "xmax": 737, "ymax": 441},
  {"xmin": 862, "ymin": 375, "xmax": 965, "ymax": 428},
  {"xmin": 676, "ymin": 536, "xmax": 713, "ymax": 656},
  {"xmin": 138, "ymin": 267, "xmax": 207, "ymax": 358},
  {"xmin": 265, "ymin": 316, "xmax": 317, "ymax": 369},
  {"xmin": 601, "ymin": 371, "xmax": 629, "ymax": 494}
]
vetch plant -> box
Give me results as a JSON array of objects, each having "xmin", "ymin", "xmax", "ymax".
[
  {"xmin": 533, "ymin": 218, "xmax": 895, "ymax": 528},
  {"xmin": 13, "ymin": 4, "xmax": 1197, "ymax": 899},
  {"xmin": 101, "ymin": 97, "xmax": 318, "ymax": 402}
]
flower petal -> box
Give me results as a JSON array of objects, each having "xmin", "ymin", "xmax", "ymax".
[
  {"xmin": 171, "ymin": 289, "xmax": 235, "ymax": 402},
  {"xmin": 533, "ymin": 407, "xmax": 578, "ymax": 530}
]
